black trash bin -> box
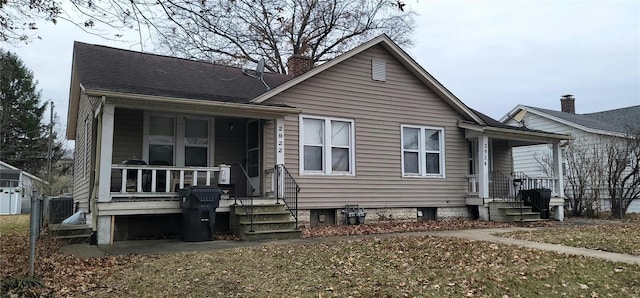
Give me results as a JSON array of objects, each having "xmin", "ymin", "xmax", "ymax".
[
  {"xmin": 531, "ymin": 188, "xmax": 552, "ymax": 219},
  {"xmin": 180, "ymin": 186, "xmax": 222, "ymax": 242}
]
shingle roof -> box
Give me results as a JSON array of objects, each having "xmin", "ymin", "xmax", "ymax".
[
  {"xmin": 73, "ymin": 42, "xmax": 293, "ymax": 103},
  {"xmin": 525, "ymin": 105, "xmax": 640, "ymax": 134},
  {"xmin": 471, "ymin": 108, "xmax": 563, "ymax": 135}
]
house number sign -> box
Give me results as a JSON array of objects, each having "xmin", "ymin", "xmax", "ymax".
[
  {"xmin": 483, "ymin": 143, "xmax": 488, "ymax": 166},
  {"xmin": 276, "ymin": 118, "xmax": 285, "ymax": 164}
]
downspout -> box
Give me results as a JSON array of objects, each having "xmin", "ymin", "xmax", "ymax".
[{"xmin": 89, "ymin": 96, "xmax": 106, "ymax": 230}]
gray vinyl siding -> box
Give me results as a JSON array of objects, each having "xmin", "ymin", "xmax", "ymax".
[
  {"xmin": 72, "ymin": 94, "xmax": 100, "ymax": 210},
  {"xmin": 263, "ymin": 45, "xmax": 470, "ymax": 209},
  {"xmin": 491, "ymin": 140, "xmax": 512, "ymax": 174},
  {"xmin": 512, "ymin": 144, "xmax": 551, "ymax": 177},
  {"xmin": 112, "ymin": 108, "xmax": 143, "ymax": 163}
]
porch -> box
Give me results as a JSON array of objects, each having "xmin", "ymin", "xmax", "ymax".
[
  {"xmin": 90, "ymin": 96, "xmax": 300, "ymax": 244},
  {"xmin": 458, "ymin": 120, "xmax": 571, "ymax": 222}
]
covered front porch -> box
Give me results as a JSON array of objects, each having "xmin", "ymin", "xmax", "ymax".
[
  {"xmin": 459, "ymin": 120, "xmax": 571, "ymax": 222},
  {"xmin": 90, "ymin": 94, "xmax": 299, "ymax": 244}
]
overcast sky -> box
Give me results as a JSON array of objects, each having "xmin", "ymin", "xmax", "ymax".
[{"xmin": 4, "ymin": 0, "xmax": 639, "ymax": 140}]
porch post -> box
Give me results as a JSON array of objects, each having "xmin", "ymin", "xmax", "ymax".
[
  {"xmin": 97, "ymin": 103, "xmax": 115, "ymax": 244},
  {"xmin": 273, "ymin": 117, "xmax": 285, "ymax": 199},
  {"xmin": 477, "ymin": 136, "xmax": 490, "ymax": 199},
  {"xmin": 477, "ymin": 135, "xmax": 490, "ymax": 220},
  {"xmin": 97, "ymin": 103, "xmax": 115, "ymax": 203},
  {"xmin": 275, "ymin": 117, "xmax": 285, "ymax": 165},
  {"xmin": 552, "ymin": 141, "xmax": 565, "ymax": 221}
]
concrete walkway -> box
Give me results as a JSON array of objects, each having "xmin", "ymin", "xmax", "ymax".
[{"xmin": 61, "ymin": 227, "xmax": 640, "ymax": 265}]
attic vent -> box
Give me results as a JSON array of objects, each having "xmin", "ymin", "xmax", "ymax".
[{"xmin": 371, "ymin": 58, "xmax": 386, "ymax": 81}]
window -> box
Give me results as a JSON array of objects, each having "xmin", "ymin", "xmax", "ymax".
[
  {"xmin": 184, "ymin": 119, "xmax": 209, "ymax": 166},
  {"xmin": 148, "ymin": 116, "xmax": 175, "ymax": 166},
  {"xmin": 300, "ymin": 116, "xmax": 354, "ymax": 175},
  {"xmin": 401, "ymin": 125, "xmax": 445, "ymax": 177},
  {"xmin": 144, "ymin": 114, "xmax": 213, "ymax": 167}
]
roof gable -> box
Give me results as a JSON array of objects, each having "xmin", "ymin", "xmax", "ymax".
[
  {"xmin": 501, "ymin": 104, "xmax": 640, "ymax": 136},
  {"xmin": 250, "ymin": 35, "xmax": 484, "ymax": 124}
]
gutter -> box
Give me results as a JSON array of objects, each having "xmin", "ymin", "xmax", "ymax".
[
  {"xmin": 85, "ymin": 89, "xmax": 302, "ymax": 115},
  {"xmin": 458, "ymin": 120, "xmax": 574, "ymax": 140}
]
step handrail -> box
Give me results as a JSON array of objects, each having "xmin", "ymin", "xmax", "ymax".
[
  {"xmin": 234, "ymin": 163, "xmax": 256, "ymax": 232},
  {"xmin": 490, "ymin": 171, "xmax": 524, "ymax": 221},
  {"xmin": 274, "ymin": 164, "xmax": 300, "ymax": 229}
]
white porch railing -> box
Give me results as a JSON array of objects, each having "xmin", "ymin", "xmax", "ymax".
[
  {"xmin": 468, "ymin": 173, "xmax": 559, "ymax": 198},
  {"xmin": 466, "ymin": 174, "xmax": 479, "ymax": 196},
  {"xmin": 110, "ymin": 164, "xmax": 230, "ymax": 195},
  {"xmin": 519, "ymin": 176, "xmax": 557, "ymax": 196}
]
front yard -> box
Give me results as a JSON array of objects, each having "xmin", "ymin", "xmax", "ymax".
[
  {"xmin": 1, "ymin": 215, "xmax": 639, "ymax": 297},
  {"xmin": 500, "ymin": 219, "xmax": 640, "ymax": 256}
]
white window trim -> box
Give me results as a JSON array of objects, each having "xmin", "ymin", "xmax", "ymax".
[
  {"xmin": 299, "ymin": 115, "xmax": 355, "ymax": 176},
  {"xmin": 400, "ymin": 124, "xmax": 446, "ymax": 178},
  {"xmin": 142, "ymin": 112, "xmax": 215, "ymax": 167}
]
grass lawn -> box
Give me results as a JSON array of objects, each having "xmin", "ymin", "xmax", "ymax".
[
  {"xmin": 2, "ymin": 215, "xmax": 639, "ymax": 297},
  {"xmin": 0, "ymin": 214, "xmax": 30, "ymax": 235},
  {"xmin": 500, "ymin": 222, "xmax": 640, "ymax": 256}
]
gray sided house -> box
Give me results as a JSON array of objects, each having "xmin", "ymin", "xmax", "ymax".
[
  {"xmin": 501, "ymin": 96, "xmax": 640, "ymax": 213},
  {"xmin": 67, "ymin": 35, "xmax": 571, "ymax": 244}
]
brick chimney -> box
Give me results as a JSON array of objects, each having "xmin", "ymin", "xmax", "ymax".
[
  {"xmin": 560, "ymin": 94, "xmax": 575, "ymax": 114},
  {"xmin": 287, "ymin": 55, "xmax": 314, "ymax": 77}
]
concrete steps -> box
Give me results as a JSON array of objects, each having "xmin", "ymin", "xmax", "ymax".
[
  {"xmin": 489, "ymin": 200, "xmax": 546, "ymax": 223},
  {"xmin": 48, "ymin": 223, "xmax": 93, "ymax": 243},
  {"xmin": 230, "ymin": 203, "xmax": 300, "ymax": 241}
]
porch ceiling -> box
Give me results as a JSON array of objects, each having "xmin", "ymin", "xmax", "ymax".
[{"xmin": 89, "ymin": 90, "xmax": 302, "ymax": 119}]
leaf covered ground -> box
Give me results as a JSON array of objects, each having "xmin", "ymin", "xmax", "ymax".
[
  {"xmin": 500, "ymin": 221, "xmax": 640, "ymax": 256},
  {"xmin": 2, "ymin": 215, "xmax": 639, "ymax": 297},
  {"xmin": 91, "ymin": 236, "xmax": 640, "ymax": 297}
]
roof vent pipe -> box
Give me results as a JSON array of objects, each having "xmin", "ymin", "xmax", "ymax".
[{"xmin": 560, "ymin": 94, "xmax": 575, "ymax": 114}]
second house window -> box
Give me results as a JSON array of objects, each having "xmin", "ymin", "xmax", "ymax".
[
  {"xmin": 300, "ymin": 115, "xmax": 354, "ymax": 175},
  {"xmin": 401, "ymin": 125, "xmax": 445, "ymax": 177}
]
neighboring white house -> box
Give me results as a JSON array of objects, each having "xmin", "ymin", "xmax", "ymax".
[
  {"xmin": 500, "ymin": 95, "xmax": 640, "ymax": 213},
  {"xmin": 0, "ymin": 161, "xmax": 47, "ymax": 214}
]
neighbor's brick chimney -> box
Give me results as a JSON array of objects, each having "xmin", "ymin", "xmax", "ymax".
[
  {"xmin": 560, "ymin": 94, "xmax": 575, "ymax": 114},
  {"xmin": 287, "ymin": 55, "xmax": 314, "ymax": 77}
]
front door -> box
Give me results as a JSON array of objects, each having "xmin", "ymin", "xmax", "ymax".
[{"xmin": 246, "ymin": 120, "xmax": 261, "ymax": 196}]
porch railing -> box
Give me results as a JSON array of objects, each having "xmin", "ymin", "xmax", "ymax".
[
  {"xmin": 490, "ymin": 171, "xmax": 524, "ymax": 220},
  {"xmin": 466, "ymin": 174, "xmax": 479, "ymax": 196},
  {"xmin": 110, "ymin": 164, "xmax": 230, "ymax": 195},
  {"xmin": 511, "ymin": 172, "xmax": 557, "ymax": 195},
  {"xmin": 274, "ymin": 164, "xmax": 300, "ymax": 229}
]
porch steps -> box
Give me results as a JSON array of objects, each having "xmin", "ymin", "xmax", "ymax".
[
  {"xmin": 48, "ymin": 223, "xmax": 93, "ymax": 243},
  {"xmin": 489, "ymin": 201, "xmax": 546, "ymax": 223},
  {"xmin": 230, "ymin": 203, "xmax": 301, "ymax": 241}
]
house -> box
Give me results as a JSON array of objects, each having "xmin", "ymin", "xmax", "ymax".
[
  {"xmin": 66, "ymin": 35, "xmax": 571, "ymax": 244},
  {"xmin": 0, "ymin": 161, "xmax": 47, "ymax": 214},
  {"xmin": 500, "ymin": 96, "xmax": 640, "ymax": 214}
]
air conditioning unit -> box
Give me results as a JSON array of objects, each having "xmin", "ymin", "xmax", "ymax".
[{"xmin": 46, "ymin": 196, "xmax": 74, "ymax": 224}]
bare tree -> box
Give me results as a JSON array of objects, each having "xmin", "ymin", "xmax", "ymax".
[
  {"xmin": 1, "ymin": 1, "xmax": 414, "ymax": 73},
  {"xmin": 604, "ymin": 128, "xmax": 640, "ymax": 218},
  {"xmin": 154, "ymin": 0, "xmax": 414, "ymax": 73},
  {"xmin": 561, "ymin": 141, "xmax": 606, "ymax": 217}
]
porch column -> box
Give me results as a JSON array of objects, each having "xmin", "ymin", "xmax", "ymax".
[
  {"xmin": 97, "ymin": 104, "xmax": 115, "ymax": 203},
  {"xmin": 273, "ymin": 117, "xmax": 285, "ymax": 198},
  {"xmin": 552, "ymin": 141, "xmax": 565, "ymax": 221},
  {"xmin": 97, "ymin": 103, "xmax": 115, "ymax": 245},
  {"xmin": 477, "ymin": 136, "xmax": 490, "ymax": 199},
  {"xmin": 275, "ymin": 117, "xmax": 285, "ymax": 165},
  {"xmin": 477, "ymin": 136, "xmax": 490, "ymax": 221}
]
